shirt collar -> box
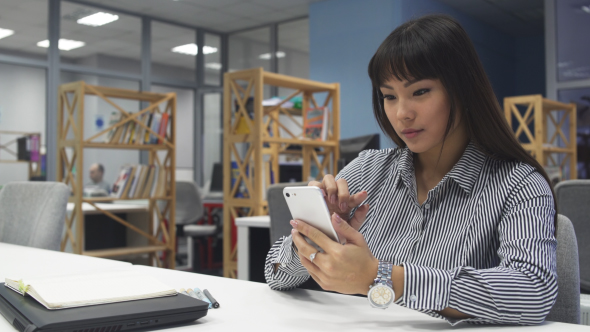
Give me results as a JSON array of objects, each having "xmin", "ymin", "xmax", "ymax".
[{"xmin": 394, "ymin": 141, "xmax": 486, "ymax": 195}]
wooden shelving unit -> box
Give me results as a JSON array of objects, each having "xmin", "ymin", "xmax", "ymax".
[
  {"xmin": 504, "ymin": 94, "xmax": 577, "ymax": 179},
  {"xmin": 57, "ymin": 81, "xmax": 177, "ymax": 268},
  {"xmin": 223, "ymin": 68, "xmax": 340, "ymax": 278},
  {"xmin": 0, "ymin": 131, "xmax": 42, "ymax": 180}
]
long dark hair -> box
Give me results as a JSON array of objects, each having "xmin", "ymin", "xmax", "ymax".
[{"xmin": 367, "ymin": 14, "xmax": 557, "ymax": 225}]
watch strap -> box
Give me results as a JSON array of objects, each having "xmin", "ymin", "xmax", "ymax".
[{"xmin": 374, "ymin": 261, "xmax": 393, "ymax": 288}]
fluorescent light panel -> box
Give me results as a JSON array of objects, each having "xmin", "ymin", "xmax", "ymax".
[
  {"xmin": 0, "ymin": 28, "xmax": 15, "ymax": 40},
  {"xmin": 206, "ymin": 63, "xmax": 222, "ymax": 70},
  {"xmin": 77, "ymin": 12, "xmax": 119, "ymax": 27},
  {"xmin": 37, "ymin": 39, "xmax": 85, "ymax": 51},
  {"xmin": 171, "ymin": 43, "xmax": 218, "ymax": 56},
  {"xmin": 259, "ymin": 51, "xmax": 286, "ymax": 60}
]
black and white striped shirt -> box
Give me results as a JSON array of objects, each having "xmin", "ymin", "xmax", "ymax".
[{"xmin": 265, "ymin": 142, "xmax": 557, "ymax": 325}]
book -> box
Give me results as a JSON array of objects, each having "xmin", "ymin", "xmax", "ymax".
[
  {"xmin": 5, "ymin": 270, "xmax": 176, "ymax": 310},
  {"xmin": 141, "ymin": 166, "xmax": 156, "ymax": 198},
  {"xmin": 104, "ymin": 112, "xmax": 122, "ymax": 143},
  {"xmin": 133, "ymin": 165, "xmax": 149, "ymax": 199},
  {"xmin": 144, "ymin": 113, "xmax": 153, "ymax": 144},
  {"xmin": 158, "ymin": 113, "xmax": 169, "ymax": 144},
  {"xmin": 127, "ymin": 164, "xmax": 143, "ymax": 197},
  {"xmin": 120, "ymin": 166, "xmax": 137, "ymax": 199},
  {"xmin": 149, "ymin": 113, "xmax": 162, "ymax": 144},
  {"xmin": 303, "ymin": 107, "xmax": 329, "ymax": 141},
  {"xmin": 111, "ymin": 166, "xmax": 132, "ymax": 198}
]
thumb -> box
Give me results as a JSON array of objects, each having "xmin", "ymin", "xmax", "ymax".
[{"xmin": 331, "ymin": 212, "xmax": 362, "ymax": 244}]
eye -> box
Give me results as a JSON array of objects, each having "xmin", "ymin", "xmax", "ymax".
[
  {"xmin": 381, "ymin": 94, "xmax": 396, "ymax": 101},
  {"xmin": 414, "ymin": 88, "xmax": 430, "ymax": 96}
]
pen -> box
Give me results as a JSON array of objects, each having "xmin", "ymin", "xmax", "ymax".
[
  {"xmin": 188, "ymin": 288, "xmax": 212, "ymax": 309},
  {"xmin": 203, "ymin": 289, "xmax": 220, "ymax": 309},
  {"xmin": 178, "ymin": 288, "xmax": 189, "ymax": 296}
]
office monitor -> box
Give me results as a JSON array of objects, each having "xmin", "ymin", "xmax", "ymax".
[{"xmin": 338, "ymin": 134, "xmax": 380, "ymax": 171}]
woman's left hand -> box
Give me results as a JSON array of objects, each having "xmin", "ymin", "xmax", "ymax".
[{"xmin": 290, "ymin": 213, "xmax": 378, "ymax": 295}]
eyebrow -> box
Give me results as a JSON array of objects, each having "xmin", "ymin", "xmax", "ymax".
[{"xmin": 380, "ymin": 79, "xmax": 422, "ymax": 90}]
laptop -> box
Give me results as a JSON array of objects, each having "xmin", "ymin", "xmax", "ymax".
[{"xmin": 0, "ymin": 284, "xmax": 208, "ymax": 332}]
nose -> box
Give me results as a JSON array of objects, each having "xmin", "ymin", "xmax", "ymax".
[{"xmin": 396, "ymin": 98, "xmax": 414, "ymax": 122}]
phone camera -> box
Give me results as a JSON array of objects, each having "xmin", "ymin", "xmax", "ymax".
[{"xmin": 285, "ymin": 193, "xmax": 290, "ymax": 198}]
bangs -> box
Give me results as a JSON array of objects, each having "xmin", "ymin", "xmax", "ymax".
[{"xmin": 369, "ymin": 25, "xmax": 441, "ymax": 88}]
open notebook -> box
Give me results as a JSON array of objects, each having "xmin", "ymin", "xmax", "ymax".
[{"xmin": 5, "ymin": 270, "xmax": 176, "ymax": 310}]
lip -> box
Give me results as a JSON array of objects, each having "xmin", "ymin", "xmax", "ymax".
[{"xmin": 401, "ymin": 128, "xmax": 423, "ymax": 139}]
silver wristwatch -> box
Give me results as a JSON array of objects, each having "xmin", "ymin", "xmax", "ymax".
[{"xmin": 367, "ymin": 261, "xmax": 395, "ymax": 309}]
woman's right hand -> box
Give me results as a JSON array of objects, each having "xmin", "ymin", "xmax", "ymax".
[{"xmin": 308, "ymin": 175, "xmax": 369, "ymax": 231}]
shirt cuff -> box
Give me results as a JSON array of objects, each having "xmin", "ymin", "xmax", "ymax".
[
  {"xmin": 271, "ymin": 235, "xmax": 308, "ymax": 277},
  {"xmin": 402, "ymin": 262, "xmax": 458, "ymax": 311}
]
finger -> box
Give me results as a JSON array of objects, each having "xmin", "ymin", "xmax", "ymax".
[
  {"xmin": 349, "ymin": 204, "xmax": 370, "ymax": 231},
  {"xmin": 308, "ymin": 181, "xmax": 327, "ymax": 197},
  {"xmin": 307, "ymin": 269, "xmax": 328, "ymax": 290},
  {"xmin": 322, "ymin": 174, "xmax": 338, "ymax": 206},
  {"xmin": 336, "ymin": 178, "xmax": 350, "ymax": 212},
  {"xmin": 291, "ymin": 228, "xmax": 318, "ymax": 259},
  {"xmin": 291, "ymin": 219, "xmax": 337, "ymax": 254},
  {"xmin": 331, "ymin": 213, "xmax": 363, "ymax": 244},
  {"xmin": 348, "ymin": 190, "xmax": 369, "ymax": 208}
]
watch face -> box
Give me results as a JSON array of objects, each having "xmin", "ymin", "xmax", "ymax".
[{"xmin": 369, "ymin": 284, "xmax": 394, "ymax": 308}]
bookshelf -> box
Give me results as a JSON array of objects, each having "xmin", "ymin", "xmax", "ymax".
[
  {"xmin": 223, "ymin": 68, "xmax": 340, "ymax": 278},
  {"xmin": 504, "ymin": 94, "xmax": 577, "ymax": 180},
  {"xmin": 0, "ymin": 131, "xmax": 42, "ymax": 180},
  {"xmin": 57, "ymin": 81, "xmax": 177, "ymax": 268}
]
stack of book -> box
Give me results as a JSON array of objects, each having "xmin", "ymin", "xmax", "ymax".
[
  {"xmin": 104, "ymin": 112, "xmax": 170, "ymax": 145},
  {"xmin": 16, "ymin": 135, "xmax": 41, "ymax": 161},
  {"xmin": 303, "ymin": 107, "xmax": 329, "ymax": 141},
  {"xmin": 110, "ymin": 164, "xmax": 167, "ymax": 199}
]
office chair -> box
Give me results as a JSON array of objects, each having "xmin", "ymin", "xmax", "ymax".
[
  {"xmin": 0, "ymin": 182, "xmax": 69, "ymax": 251},
  {"xmin": 267, "ymin": 182, "xmax": 307, "ymax": 246},
  {"xmin": 168, "ymin": 181, "xmax": 217, "ymax": 272},
  {"xmin": 546, "ymin": 214, "xmax": 580, "ymax": 324},
  {"xmin": 554, "ymin": 180, "xmax": 590, "ymax": 292}
]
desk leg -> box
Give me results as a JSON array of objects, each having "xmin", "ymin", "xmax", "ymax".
[{"xmin": 237, "ymin": 225, "xmax": 249, "ymax": 281}]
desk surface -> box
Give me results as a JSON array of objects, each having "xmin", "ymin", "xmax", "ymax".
[
  {"xmin": 66, "ymin": 202, "xmax": 149, "ymax": 214},
  {"xmin": 1, "ymin": 243, "xmax": 588, "ymax": 332},
  {"xmin": 235, "ymin": 215, "xmax": 270, "ymax": 228}
]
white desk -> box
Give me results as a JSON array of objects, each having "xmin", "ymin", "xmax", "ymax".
[
  {"xmin": 235, "ymin": 215, "xmax": 270, "ymax": 280},
  {"xmin": 1, "ymin": 243, "xmax": 588, "ymax": 331},
  {"xmin": 66, "ymin": 201, "xmax": 149, "ymax": 215}
]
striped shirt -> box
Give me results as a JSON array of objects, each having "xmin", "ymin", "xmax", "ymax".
[{"xmin": 264, "ymin": 142, "xmax": 557, "ymax": 325}]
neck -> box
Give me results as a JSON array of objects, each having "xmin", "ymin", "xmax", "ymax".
[{"xmin": 414, "ymin": 125, "xmax": 469, "ymax": 181}]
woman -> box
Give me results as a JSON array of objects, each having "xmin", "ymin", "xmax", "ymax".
[{"xmin": 264, "ymin": 14, "xmax": 557, "ymax": 325}]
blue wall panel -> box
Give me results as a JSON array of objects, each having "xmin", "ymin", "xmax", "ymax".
[{"xmin": 310, "ymin": 0, "xmax": 544, "ymax": 148}]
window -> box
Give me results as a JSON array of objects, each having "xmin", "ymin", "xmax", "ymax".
[
  {"xmin": 152, "ymin": 21, "xmax": 196, "ymax": 82},
  {"xmin": 61, "ymin": 1, "xmax": 141, "ymax": 75},
  {"xmin": 0, "ymin": 0, "xmax": 48, "ymax": 61},
  {"xmin": 556, "ymin": 0, "xmax": 590, "ymax": 81}
]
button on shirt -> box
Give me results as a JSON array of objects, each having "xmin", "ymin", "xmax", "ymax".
[{"xmin": 264, "ymin": 142, "xmax": 557, "ymax": 325}]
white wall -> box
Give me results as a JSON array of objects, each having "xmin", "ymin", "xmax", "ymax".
[{"xmin": 0, "ymin": 63, "xmax": 46, "ymax": 185}]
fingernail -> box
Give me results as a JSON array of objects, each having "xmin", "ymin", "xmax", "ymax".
[
  {"xmin": 291, "ymin": 228, "xmax": 296, "ymax": 235},
  {"xmin": 321, "ymin": 189, "xmax": 326, "ymax": 197},
  {"xmin": 333, "ymin": 213, "xmax": 342, "ymax": 224},
  {"xmin": 339, "ymin": 202, "xmax": 347, "ymax": 211},
  {"xmin": 330, "ymin": 195, "xmax": 336, "ymax": 204},
  {"xmin": 290, "ymin": 219, "xmax": 298, "ymax": 227}
]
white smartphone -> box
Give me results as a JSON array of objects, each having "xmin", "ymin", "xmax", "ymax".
[{"xmin": 283, "ymin": 186, "xmax": 340, "ymax": 245}]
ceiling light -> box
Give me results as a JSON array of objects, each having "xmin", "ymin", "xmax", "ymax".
[
  {"xmin": 0, "ymin": 28, "xmax": 14, "ymax": 40},
  {"xmin": 77, "ymin": 12, "xmax": 119, "ymax": 27},
  {"xmin": 582, "ymin": 5, "xmax": 590, "ymax": 13},
  {"xmin": 171, "ymin": 43, "xmax": 218, "ymax": 56},
  {"xmin": 37, "ymin": 39, "xmax": 86, "ymax": 51},
  {"xmin": 206, "ymin": 63, "xmax": 222, "ymax": 70},
  {"xmin": 258, "ymin": 51, "xmax": 286, "ymax": 60}
]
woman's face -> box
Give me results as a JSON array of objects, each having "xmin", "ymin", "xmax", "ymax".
[{"xmin": 379, "ymin": 77, "xmax": 462, "ymax": 154}]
